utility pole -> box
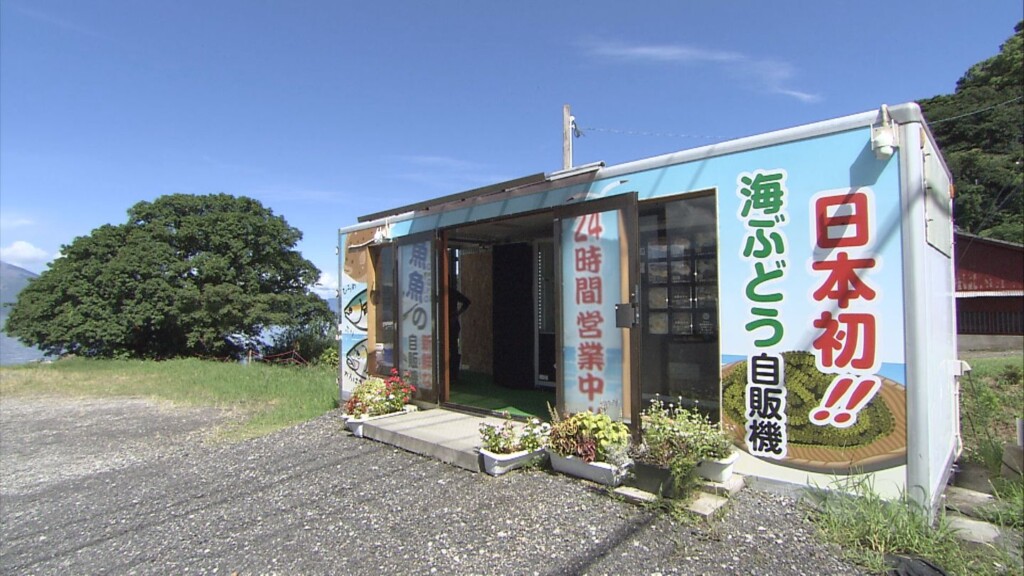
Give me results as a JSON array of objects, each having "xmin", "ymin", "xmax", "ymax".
[{"xmin": 562, "ymin": 104, "xmax": 573, "ymax": 171}]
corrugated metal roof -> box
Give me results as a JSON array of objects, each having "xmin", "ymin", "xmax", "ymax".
[{"xmin": 956, "ymin": 290, "xmax": 1024, "ymax": 297}]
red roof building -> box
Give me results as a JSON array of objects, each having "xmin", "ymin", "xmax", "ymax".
[{"xmin": 954, "ymin": 231, "xmax": 1023, "ymax": 336}]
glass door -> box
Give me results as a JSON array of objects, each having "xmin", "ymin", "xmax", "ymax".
[
  {"xmin": 638, "ymin": 192, "xmax": 720, "ymax": 420},
  {"xmin": 554, "ymin": 193, "xmax": 639, "ymax": 424},
  {"xmin": 396, "ymin": 232, "xmax": 440, "ymax": 404}
]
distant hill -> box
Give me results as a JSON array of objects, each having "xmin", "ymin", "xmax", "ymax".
[
  {"xmin": 919, "ymin": 21, "xmax": 1023, "ymax": 243},
  {"xmin": 0, "ymin": 260, "xmax": 47, "ymax": 365},
  {"xmin": 326, "ymin": 296, "xmax": 340, "ymax": 314},
  {"xmin": 1, "ymin": 261, "xmax": 37, "ymax": 306}
]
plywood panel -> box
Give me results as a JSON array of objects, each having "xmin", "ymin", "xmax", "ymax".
[{"xmin": 459, "ymin": 249, "xmax": 493, "ymax": 374}]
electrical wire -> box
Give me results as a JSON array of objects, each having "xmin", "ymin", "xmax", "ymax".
[
  {"xmin": 578, "ymin": 126, "xmax": 729, "ymax": 141},
  {"xmin": 580, "ymin": 96, "xmax": 1023, "ymax": 140},
  {"xmin": 929, "ymin": 95, "xmax": 1023, "ymax": 124}
]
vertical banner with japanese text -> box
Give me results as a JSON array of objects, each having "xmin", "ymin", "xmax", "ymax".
[
  {"xmin": 561, "ymin": 209, "xmax": 624, "ymax": 418},
  {"xmin": 807, "ymin": 188, "xmax": 883, "ymax": 429},
  {"xmin": 398, "ymin": 240, "xmax": 434, "ymax": 391},
  {"xmin": 737, "ymin": 170, "xmax": 790, "ymax": 460}
]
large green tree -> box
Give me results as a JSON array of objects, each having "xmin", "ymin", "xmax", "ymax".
[
  {"xmin": 919, "ymin": 21, "xmax": 1023, "ymax": 243},
  {"xmin": 5, "ymin": 193, "xmax": 331, "ymax": 359}
]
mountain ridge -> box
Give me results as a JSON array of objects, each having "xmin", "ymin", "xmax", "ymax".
[{"xmin": 1, "ymin": 261, "xmax": 38, "ymax": 307}]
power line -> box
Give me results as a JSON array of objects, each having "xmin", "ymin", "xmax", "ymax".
[
  {"xmin": 578, "ymin": 126, "xmax": 729, "ymax": 141},
  {"xmin": 580, "ymin": 96, "xmax": 1023, "ymax": 140},
  {"xmin": 929, "ymin": 95, "xmax": 1023, "ymax": 124}
]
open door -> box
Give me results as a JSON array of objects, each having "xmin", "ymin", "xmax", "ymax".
[
  {"xmin": 395, "ymin": 231, "xmax": 441, "ymax": 405},
  {"xmin": 554, "ymin": 193, "xmax": 640, "ymax": 425}
]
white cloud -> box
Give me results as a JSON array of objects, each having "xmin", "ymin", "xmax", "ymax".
[
  {"xmin": 587, "ymin": 42, "xmax": 742, "ymax": 64},
  {"xmin": 741, "ymin": 58, "xmax": 822, "ymax": 104},
  {"xmin": 581, "ymin": 40, "xmax": 821, "ymax": 104},
  {"xmin": 312, "ymin": 271, "xmax": 338, "ymax": 299},
  {"xmin": 0, "ymin": 240, "xmax": 52, "ymax": 269}
]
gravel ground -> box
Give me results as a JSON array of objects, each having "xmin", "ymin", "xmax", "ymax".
[{"xmin": 0, "ymin": 397, "xmax": 866, "ymax": 575}]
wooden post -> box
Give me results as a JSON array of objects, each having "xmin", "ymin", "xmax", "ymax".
[{"xmin": 562, "ymin": 104, "xmax": 572, "ymax": 171}]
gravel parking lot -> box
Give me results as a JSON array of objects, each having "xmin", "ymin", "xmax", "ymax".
[{"xmin": 0, "ymin": 397, "xmax": 865, "ymax": 575}]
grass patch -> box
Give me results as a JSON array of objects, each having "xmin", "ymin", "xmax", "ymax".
[
  {"xmin": 975, "ymin": 477, "xmax": 1024, "ymax": 531},
  {"xmin": 959, "ymin": 353, "xmax": 1023, "ymax": 471},
  {"xmin": 808, "ymin": 477, "xmax": 1016, "ymax": 575},
  {"xmin": 0, "ymin": 357, "xmax": 338, "ymax": 440}
]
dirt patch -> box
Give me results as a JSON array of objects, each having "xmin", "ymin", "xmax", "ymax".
[
  {"xmin": 0, "ymin": 397, "xmax": 868, "ymax": 575},
  {"xmin": 0, "ymin": 396, "xmax": 226, "ymax": 496}
]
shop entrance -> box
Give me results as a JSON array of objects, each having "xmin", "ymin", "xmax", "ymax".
[
  {"xmin": 436, "ymin": 191, "xmax": 719, "ymax": 424},
  {"xmin": 442, "ymin": 212, "xmax": 556, "ymax": 418}
]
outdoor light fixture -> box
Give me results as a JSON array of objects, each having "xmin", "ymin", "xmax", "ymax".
[{"xmin": 871, "ymin": 104, "xmax": 898, "ymax": 160}]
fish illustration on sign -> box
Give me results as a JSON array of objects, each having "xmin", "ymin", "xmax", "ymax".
[
  {"xmin": 343, "ymin": 290, "xmax": 369, "ymax": 331},
  {"xmin": 345, "ymin": 338, "xmax": 369, "ymax": 380}
]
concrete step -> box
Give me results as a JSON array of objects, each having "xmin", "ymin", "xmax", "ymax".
[
  {"xmin": 611, "ymin": 485, "xmax": 734, "ymax": 516},
  {"xmin": 360, "ymin": 408, "xmax": 508, "ymax": 472},
  {"xmin": 686, "ymin": 492, "xmax": 730, "ymax": 518},
  {"xmin": 701, "ymin": 474, "xmax": 746, "ymax": 497},
  {"xmin": 944, "ymin": 485, "xmax": 995, "ymax": 518},
  {"xmin": 946, "ymin": 515, "xmax": 1004, "ymax": 545},
  {"xmin": 613, "ymin": 486, "xmax": 660, "ymax": 505},
  {"xmin": 942, "ymin": 482, "xmax": 1024, "ymax": 570},
  {"xmin": 614, "ymin": 473, "xmax": 745, "ymax": 516}
]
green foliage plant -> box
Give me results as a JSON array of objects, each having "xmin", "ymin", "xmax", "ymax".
[
  {"xmin": 547, "ymin": 407, "xmax": 629, "ymax": 464},
  {"xmin": 318, "ymin": 346, "xmax": 339, "ymax": 367},
  {"xmin": 479, "ymin": 418, "xmax": 550, "ymax": 454},
  {"xmin": 959, "ymin": 354, "xmax": 1023, "ymax": 472},
  {"xmin": 343, "ymin": 369, "xmax": 416, "ymax": 418},
  {"xmin": 266, "ymin": 320, "xmax": 337, "ymax": 365},
  {"xmin": 976, "ymin": 476, "xmax": 1024, "ymax": 530},
  {"xmin": 808, "ymin": 476, "xmax": 1015, "ymax": 575},
  {"xmin": 632, "ymin": 397, "xmax": 734, "ymax": 497},
  {"xmin": 4, "ymin": 193, "xmax": 331, "ymax": 359}
]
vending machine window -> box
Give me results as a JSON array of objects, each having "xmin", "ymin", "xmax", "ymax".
[{"xmin": 639, "ymin": 193, "xmax": 720, "ymax": 420}]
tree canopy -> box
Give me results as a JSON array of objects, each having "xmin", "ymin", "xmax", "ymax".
[
  {"xmin": 4, "ymin": 193, "xmax": 331, "ymax": 359},
  {"xmin": 919, "ymin": 21, "xmax": 1023, "ymax": 243}
]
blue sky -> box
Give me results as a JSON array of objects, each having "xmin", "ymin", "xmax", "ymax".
[{"xmin": 1, "ymin": 1, "xmax": 1020, "ymax": 296}]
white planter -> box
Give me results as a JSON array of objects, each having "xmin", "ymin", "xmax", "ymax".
[
  {"xmin": 548, "ymin": 451, "xmax": 628, "ymax": 486},
  {"xmin": 479, "ymin": 448, "xmax": 546, "ymax": 476},
  {"xmin": 695, "ymin": 450, "xmax": 739, "ymax": 483},
  {"xmin": 344, "ymin": 408, "xmax": 412, "ymax": 438}
]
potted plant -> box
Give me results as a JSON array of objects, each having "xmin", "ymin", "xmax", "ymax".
[
  {"xmin": 686, "ymin": 409, "xmax": 738, "ymax": 483},
  {"xmin": 546, "ymin": 408, "xmax": 631, "ymax": 486},
  {"xmin": 343, "ymin": 369, "xmax": 417, "ymax": 437},
  {"xmin": 628, "ymin": 398, "xmax": 737, "ymax": 498},
  {"xmin": 478, "ymin": 418, "xmax": 550, "ymax": 476}
]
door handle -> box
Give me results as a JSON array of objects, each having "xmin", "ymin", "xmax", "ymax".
[{"xmin": 615, "ymin": 302, "xmax": 638, "ymax": 328}]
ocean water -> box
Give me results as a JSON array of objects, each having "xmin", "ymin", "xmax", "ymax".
[{"xmin": 0, "ymin": 332, "xmax": 47, "ymax": 366}]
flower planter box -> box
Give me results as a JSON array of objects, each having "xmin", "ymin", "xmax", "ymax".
[
  {"xmin": 548, "ymin": 451, "xmax": 628, "ymax": 486},
  {"xmin": 695, "ymin": 450, "xmax": 739, "ymax": 483},
  {"xmin": 344, "ymin": 406, "xmax": 416, "ymax": 438},
  {"xmin": 627, "ymin": 462, "xmax": 677, "ymax": 498},
  {"xmin": 479, "ymin": 448, "xmax": 547, "ymax": 476}
]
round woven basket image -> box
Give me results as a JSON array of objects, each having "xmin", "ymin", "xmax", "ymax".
[{"xmin": 721, "ymin": 353, "xmax": 907, "ymax": 474}]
